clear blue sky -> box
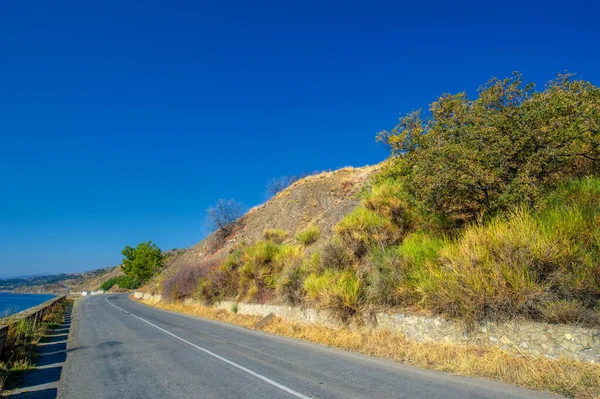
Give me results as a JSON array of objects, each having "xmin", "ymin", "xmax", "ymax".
[{"xmin": 1, "ymin": 0, "xmax": 599, "ymax": 277}]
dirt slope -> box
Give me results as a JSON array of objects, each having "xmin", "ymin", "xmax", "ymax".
[{"xmin": 154, "ymin": 163, "xmax": 382, "ymax": 288}]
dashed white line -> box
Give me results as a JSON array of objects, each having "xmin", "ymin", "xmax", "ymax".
[{"xmin": 105, "ymin": 296, "xmax": 313, "ymax": 399}]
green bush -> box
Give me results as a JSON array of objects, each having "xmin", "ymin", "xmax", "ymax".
[
  {"xmin": 363, "ymin": 179, "xmax": 417, "ymax": 232},
  {"xmin": 335, "ymin": 207, "xmax": 402, "ymax": 257},
  {"xmin": 377, "ymin": 73, "xmax": 600, "ymax": 228},
  {"xmin": 263, "ymin": 228, "xmax": 289, "ymax": 243},
  {"xmin": 366, "ymin": 232, "xmax": 444, "ymax": 306},
  {"xmin": 540, "ymin": 300, "xmax": 599, "ymax": 325},
  {"xmin": 319, "ymin": 237, "xmax": 353, "ymax": 271},
  {"xmin": 276, "ymin": 247, "xmax": 308, "ymax": 305},
  {"xmin": 404, "ymin": 182, "xmax": 600, "ymax": 326},
  {"xmin": 304, "ymin": 269, "xmax": 365, "ymax": 322},
  {"xmin": 295, "ymin": 226, "xmax": 321, "ymax": 246},
  {"xmin": 101, "ymin": 275, "xmax": 141, "ymax": 291},
  {"xmin": 238, "ymin": 240, "xmax": 284, "ymax": 301}
]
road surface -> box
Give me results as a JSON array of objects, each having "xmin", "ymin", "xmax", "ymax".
[{"xmin": 55, "ymin": 294, "xmax": 557, "ymax": 399}]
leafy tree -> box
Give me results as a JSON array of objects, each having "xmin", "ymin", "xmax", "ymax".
[
  {"xmin": 121, "ymin": 241, "xmax": 164, "ymax": 283},
  {"xmin": 206, "ymin": 199, "xmax": 245, "ymax": 235},
  {"xmin": 377, "ymin": 72, "xmax": 600, "ymax": 227}
]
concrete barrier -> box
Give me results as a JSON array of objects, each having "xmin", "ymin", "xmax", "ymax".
[{"xmin": 0, "ymin": 295, "xmax": 66, "ymax": 357}]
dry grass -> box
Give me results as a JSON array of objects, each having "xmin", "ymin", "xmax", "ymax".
[
  {"xmin": 139, "ymin": 298, "xmax": 600, "ymax": 399},
  {"xmin": 140, "ymin": 297, "xmax": 261, "ymax": 329},
  {"xmin": 0, "ymin": 299, "xmax": 71, "ymax": 392}
]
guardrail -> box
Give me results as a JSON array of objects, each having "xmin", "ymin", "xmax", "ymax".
[{"xmin": 0, "ymin": 295, "xmax": 66, "ymax": 357}]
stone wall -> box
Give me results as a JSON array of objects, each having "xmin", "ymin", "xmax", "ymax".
[
  {"xmin": 136, "ymin": 293, "xmax": 600, "ymax": 364},
  {"xmin": 0, "ymin": 295, "xmax": 66, "ymax": 357},
  {"xmin": 216, "ymin": 301, "xmax": 599, "ymax": 363}
]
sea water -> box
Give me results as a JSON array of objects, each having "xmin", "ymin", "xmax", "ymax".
[{"xmin": 0, "ymin": 293, "xmax": 56, "ymax": 316}]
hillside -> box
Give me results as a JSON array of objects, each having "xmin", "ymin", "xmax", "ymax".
[
  {"xmin": 2, "ymin": 266, "xmax": 122, "ymax": 294},
  {"xmin": 141, "ymin": 72, "xmax": 599, "ymax": 329},
  {"xmin": 147, "ymin": 164, "xmax": 382, "ymax": 292}
]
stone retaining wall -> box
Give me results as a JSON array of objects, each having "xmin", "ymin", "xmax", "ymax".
[
  {"xmin": 136, "ymin": 293, "xmax": 600, "ymax": 363},
  {"xmin": 0, "ymin": 295, "xmax": 66, "ymax": 357}
]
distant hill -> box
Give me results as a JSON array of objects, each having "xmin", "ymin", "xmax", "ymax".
[{"xmin": 1, "ymin": 266, "xmax": 122, "ymax": 294}]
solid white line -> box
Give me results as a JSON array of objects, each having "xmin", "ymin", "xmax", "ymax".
[{"xmin": 105, "ymin": 297, "xmax": 313, "ymax": 399}]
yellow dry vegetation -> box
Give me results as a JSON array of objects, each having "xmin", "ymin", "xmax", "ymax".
[{"xmin": 139, "ymin": 298, "xmax": 600, "ymax": 399}]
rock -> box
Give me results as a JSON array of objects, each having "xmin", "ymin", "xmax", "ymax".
[
  {"xmin": 579, "ymin": 349, "xmax": 600, "ymax": 364},
  {"xmin": 519, "ymin": 342, "xmax": 529, "ymax": 349},
  {"xmin": 499, "ymin": 335, "xmax": 511, "ymax": 345},
  {"xmin": 541, "ymin": 343, "xmax": 551, "ymax": 351},
  {"xmin": 565, "ymin": 333, "xmax": 574, "ymax": 341}
]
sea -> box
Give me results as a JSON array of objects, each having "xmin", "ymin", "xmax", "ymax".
[{"xmin": 0, "ymin": 292, "xmax": 56, "ymax": 316}]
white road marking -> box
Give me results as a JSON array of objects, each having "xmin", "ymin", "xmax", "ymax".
[{"xmin": 105, "ymin": 296, "xmax": 313, "ymax": 399}]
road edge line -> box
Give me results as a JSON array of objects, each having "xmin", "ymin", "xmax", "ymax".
[{"xmin": 105, "ymin": 296, "xmax": 313, "ymax": 399}]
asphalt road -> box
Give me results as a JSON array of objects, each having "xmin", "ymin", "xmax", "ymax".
[{"xmin": 56, "ymin": 294, "xmax": 558, "ymax": 399}]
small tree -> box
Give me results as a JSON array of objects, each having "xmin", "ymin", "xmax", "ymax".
[
  {"xmin": 206, "ymin": 199, "xmax": 245, "ymax": 236},
  {"xmin": 265, "ymin": 176, "xmax": 297, "ymax": 198},
  {"xmin": 121, "ymin": 241, "xmax": 164, "ymax": 283}
]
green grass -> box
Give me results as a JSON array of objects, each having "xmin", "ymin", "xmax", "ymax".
[
  {"xmin": 295, "ymin": 226, "xmax": 321, "ymax": 246},
  {"xmin": 335, "ymin": 207, "xmax": 402, "ymax": 257},
  {"xmin": 263, "ymin": 228, "xmax": 289, "ymax": 243},
  {"xmin": 387, "ymin": 177, "xmax": 600, "ymax": 325},
  {"xmin": 304, "ymin": 269, "xmax": 365, "ymax": 321}
]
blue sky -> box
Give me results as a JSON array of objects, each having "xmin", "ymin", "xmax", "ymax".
[{"xmin": 1, "ymin": 0, "xmax": 599, "ymax": 277}]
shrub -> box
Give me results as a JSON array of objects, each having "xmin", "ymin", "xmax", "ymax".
[
  {"xmin": 295, "ymin": 226, "xmax": 321, "ymax": 246},
  {"xmin": 197, "ymin": 263, "xmax": 239, "ymax": 304},
  {"xmin": 304, "ymin": 269, "xmax": 365, "ymax": 322},
  {"xmin": 265, "ymin": 176, "xmax": 297, "ymax": 198},
  {"xmin": 263, "ymin": 228, "xmax": 288, "ymax": 244},
  {"xmin": 206, "ymin": 198, "xmax": 245, "ymax": 236},
  {"xmin": 407, "ymin": 201, "xmax": 600, "ymax": 325},
  {"xmin": 335, "ymin": 207, "xmax": 402, "ymax": 257},
  {"xmin": 367, "ymin": 232, "xmax": 445, "ymax": 306},
  {"xmin": 162, "ymin": 261, "xmax": 217, "ymax": 301},
  {"xmin": 540, "ymin": 300, "xmax": 598, "ymax": 325},
  {"xmin": 363, "ymin": 179, "xmax": 417, "ymax": 232},
  {"xmin": 276, "ymin": 260, "xmax": 308, "ymax": 306},
  {"xmin": 238, "ymin": 241, "xmax": 283, "ymax": 301},
  {"xmin": 2, "ymin": 319, "xmax": 37, "ymax": 374},
  {"xmin": 100, "ymin": 275, "xmax": 141, "ymax": 291},
  {"xmin": 377, "ymin": 73, "xmax": 600, "ymax": 227},
  {"xmin": 303, "ymin": 251, "xmax": 321, "ymax": 273},
  {"xmin": 320, "ymin": 237, "xmax": 353, "ymax": 270},
  {"xmin": 429, "ymin": 210, "xmax": 562, "ymax": 324}
]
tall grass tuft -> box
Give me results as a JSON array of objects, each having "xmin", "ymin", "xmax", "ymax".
[
  {"xmin": 295, "ymin": 226, "xmax": 321, "ymax": 246},
  {"xmin": 335, "ymin": 207, "xmax": 402, "ymax": 258},
  {"xmin": 263, "ymin": 228, "xmax": 289, "ymax": 244},
  {"xmin": 304, "ymin": 269, "xmax": 365, "ymax": 322}
]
